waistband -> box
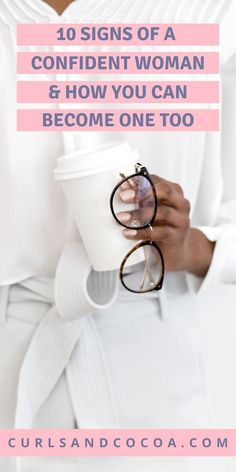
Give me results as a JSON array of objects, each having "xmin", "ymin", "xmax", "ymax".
[
  {"xmin": 0, "ymin": 266, "xmax": 191, "ymax": 431},
  {"xmin": 0, "ymin": 267, "xmax": 189, "ymax": 326},
  {"xmin": 0, "ymin": 275, "xmax": 121, "ymax": 429},
  {"xmin": 0, "ymin": 277, "xmax": 54, "ymax": 326}
]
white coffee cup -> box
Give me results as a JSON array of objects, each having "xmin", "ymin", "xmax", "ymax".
[{"xmin": 54, "ymin": 141, "xmax": 142, "ymax": 271}]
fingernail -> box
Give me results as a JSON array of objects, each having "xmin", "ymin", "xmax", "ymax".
[
  {"xmin": 116, "ymin": 212, "xmax": 131, "ymax": 223},
  {"xmin": 120, "ymin": 190, "xmax": 135, "ymax": 201},
  {"xmin": 123, "ymin": 229, "xmax": 137, "ymax": 237},
  {"xmin": 120, "ymin": 181, "xmax": 130, "ymax": 190}
]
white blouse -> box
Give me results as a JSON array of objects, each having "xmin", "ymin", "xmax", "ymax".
[
  {"xmin": 0, "ymin": 0, "xmax": 236, "ymax": 293},
  {"xmin": 1, "ymin": 5, "xmax": 236, "ymax": 468}
]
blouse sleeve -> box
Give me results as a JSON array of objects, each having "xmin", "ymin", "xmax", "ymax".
[{"xmin": 186, "ymin": 48, "xmax": 236, "ymax": 293}]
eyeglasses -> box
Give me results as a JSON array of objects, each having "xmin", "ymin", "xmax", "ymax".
[{"xmin": 110, "ymin": 163, "xmax": 165, "ymax": 294}]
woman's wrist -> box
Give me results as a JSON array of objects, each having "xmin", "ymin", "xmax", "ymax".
[{"xmin": 181, "ymin": 228, "xmax": 215, "ymax": 277}]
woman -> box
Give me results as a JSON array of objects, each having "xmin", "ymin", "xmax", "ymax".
[{"xmin": 0, "ymin": 0, "xmax": 236, "ymax": 471}]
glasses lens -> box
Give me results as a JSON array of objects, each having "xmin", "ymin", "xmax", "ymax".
[
  {"xmin": 121, "ymin": 243, "xmax": 163, "ymax": 293},
  {"xmin": 113, "ymin": 175, "xmax": 156, "ymax": 229}
]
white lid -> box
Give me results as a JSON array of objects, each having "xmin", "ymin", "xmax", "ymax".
[{"xmin": 54, "ymin": 141, "xmax": 137, "ymax": 180}]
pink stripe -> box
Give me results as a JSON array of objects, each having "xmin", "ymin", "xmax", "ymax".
[
  {"xmin": 17, "ymin": 24, "xmax": 219, "ymax": 46},
  {"xmin": 17, "ymin": 109, "xmax": 219, "ymax": 132},
  {"xmin": 0, "ymin": 429, "xmax": 234, "ymax": 456},
  {"xmin": 17, "ymin": 52, "xmax": 219, "ymax": 75},
  {"xmin": 17, "ymin": 81, "xmax": 219, "ymax": 104}
]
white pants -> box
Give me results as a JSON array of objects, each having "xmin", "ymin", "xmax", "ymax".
[{"xmin": 0, "ymin": 277, "xmax": 236, "ymax": 471}]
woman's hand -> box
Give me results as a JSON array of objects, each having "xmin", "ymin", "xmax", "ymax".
[{"xmin": 117, "ymin": 175, "xmax": 215, "ymax": 277}]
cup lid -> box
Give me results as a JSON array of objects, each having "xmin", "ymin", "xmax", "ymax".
[{"xmin": 54, "ymin": 141, "xmax": 138, "ymax": 180}]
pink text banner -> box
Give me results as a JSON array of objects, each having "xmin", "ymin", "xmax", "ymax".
[
  {"xmin": 0, "ymin": 429, "xmax": 235, "ymax": 456},
  {"xmin": 17, "ymin": 109, "xmax": 219, "ymax": 132},
  {"xmin": 17, "ymin": 52, "xmax": 219, "ymax": 75},
  {"xmin": 17, "ymin": 81, "xmax": 219, "ymax": 104},
  {"xmin": 17, "ymin": 24, "xmax": 219, "ymax": 46}
]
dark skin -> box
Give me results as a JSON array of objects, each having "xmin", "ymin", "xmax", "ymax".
[
  {"xmin": 43, "ymin": 0, "xmax": 215, "ymax": 277},
  {"xmin": 117, "ymin": 176, "xmax": 215, "ymax": 277},
  {"xmin": 43, "ymin": 0, "xmax": 75, "ymax": 15}
]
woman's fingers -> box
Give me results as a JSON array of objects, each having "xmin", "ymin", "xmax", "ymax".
[
  {"xmin": 116, "ymin": 206, "xmax": 154, "ymax": 227},
  {"xmin": 119, "ymin": 186, "xmax": 153, "ymax": 204},
  {"xmin": 116, "ymin": 205, "xmax": 189, "ymax": 229},
  {"xmin": 123, "ymin": 225, "xmax": 179, "ymax": 244},
  {"xmin": 116, "ymin": 174, "xmax": 193, "ymax": 273},
  {"xmin": 117, "ymin": 174, "xmax": 191, "ymax": 250},
  {"xmin": 119, "ymin": 177, "xmax": 189, "ymax": 211},
  {"xmin": 119, "ymin": 189, "xmax": 136, "ymax": 202},
  {"xmin": 155, "ymin": 205, "xmax": 190, "ymax": 228},
  {"xmin": 154, "ymin": 181, "xmax": 187, "ymax": 209},
  {"xmin": 150, "ymin": 175, "xmax": 184, "ymax": 195}
]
